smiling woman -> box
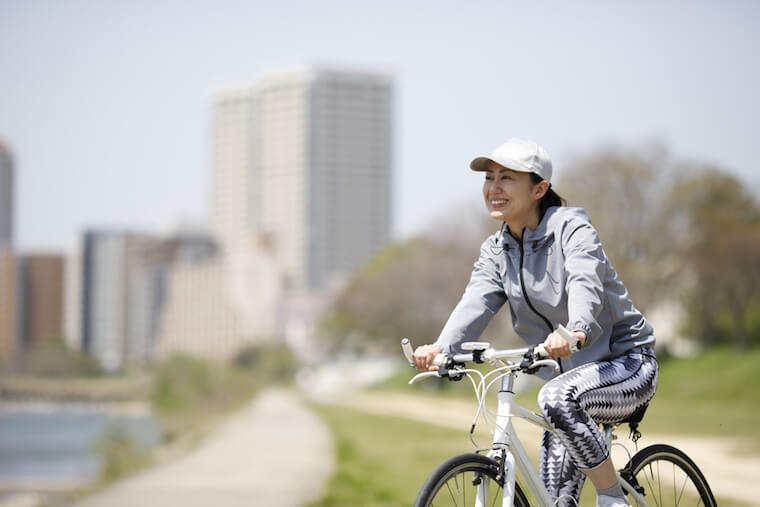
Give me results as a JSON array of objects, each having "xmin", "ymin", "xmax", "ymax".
[{"xmin": 411, "ymin": 138, "xmax": 659, "ymax": 507}]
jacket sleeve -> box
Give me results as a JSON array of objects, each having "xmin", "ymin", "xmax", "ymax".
[
  {"xmin": 562, "ymin": 218, "xmax": 607, "ymax": 347},
  {"xmin": 434, "ymin": 236, "xmax": 507, "ymax": 355}
]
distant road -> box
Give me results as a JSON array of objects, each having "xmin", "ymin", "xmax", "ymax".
[{"xmin": 72, "ymin": 390, "xmax": 334, "ymax": 507}]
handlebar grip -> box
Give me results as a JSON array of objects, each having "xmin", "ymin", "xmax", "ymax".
[
  {"xmin": 555, "ymin": 325, "xmax": 580, "ymax": 353},
  {"xmin": 401, "ymin": 338, "xmax": 414, "ymax": 367},
  {"xmin": 535, "ymin": 343, "xmax": 548, "ymax": 358}
]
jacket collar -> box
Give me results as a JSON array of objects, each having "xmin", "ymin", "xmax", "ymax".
[{"xmin": 500, "ymin": 206, "xmax": 560, "ymax": 249}]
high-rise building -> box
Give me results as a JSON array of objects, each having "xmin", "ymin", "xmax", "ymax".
[
  {"xmin": 211, "ymin": 66, "xmax": 393, "ymax": 291},
  {"xmin": 77, "ymin": 231, "xmax": 163, "ymax": 371},
  {"xmin": 0, "ymin": 140, "xmax": 13, "ymax": 248}
]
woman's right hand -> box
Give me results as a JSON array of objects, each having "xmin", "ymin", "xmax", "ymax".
[{"xmin": 413, "ymin": 344, "xmax": 442, "ymax": 372}]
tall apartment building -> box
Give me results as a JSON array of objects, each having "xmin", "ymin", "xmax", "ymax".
[
  {"xmin": 71, "ymin": 231, "xmax": 163, "ymax": 371},
  {"xmin": 211, "ymin": 66, "xmax": 393, "ymax": 292},
  {"xmin": 0, "ymin": 140, "xmax": 13, "ymax": 248}
]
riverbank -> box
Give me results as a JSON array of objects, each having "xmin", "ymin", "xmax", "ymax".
[{"xmin": 0, "ymin": 376, "xmax": 150, "ymax": 403}]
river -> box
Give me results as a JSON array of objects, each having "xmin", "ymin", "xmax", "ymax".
[{"xmin": 0, "ymin": 401, "xmax": 160, "ymax": 491}]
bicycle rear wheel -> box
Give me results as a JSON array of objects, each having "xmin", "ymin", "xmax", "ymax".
[
  {"xmin": 414, "ymin": 453, "xmax": 530, "ymax": 507},
  {"xmin": 623, "ymin": 444, "xmax": 716, "ymax": 506}
]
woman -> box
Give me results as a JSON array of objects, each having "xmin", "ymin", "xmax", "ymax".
[{"xmin": 412, "ymin": 138, "xmax": 658, "ymax": 507}]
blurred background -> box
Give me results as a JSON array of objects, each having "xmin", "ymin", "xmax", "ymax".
[{"xmin": 0, "ymin": 1, "xmax": 758, "ymax": 506}]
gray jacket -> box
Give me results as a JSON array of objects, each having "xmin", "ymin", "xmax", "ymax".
[{"xmin": 434, "ymin": 206, "xmax": 655, "ymax": 377}]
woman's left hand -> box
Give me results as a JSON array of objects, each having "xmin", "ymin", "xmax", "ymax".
[{"xmin": 543, "ymin": 330, "xmax": 586, "ymax": 359}]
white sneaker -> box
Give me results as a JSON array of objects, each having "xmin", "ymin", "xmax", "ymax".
[{"xmin": 596, "ymin": 494, "xmax": 631, "ymax": 507}]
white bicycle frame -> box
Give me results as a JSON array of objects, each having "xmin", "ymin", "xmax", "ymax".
[{"xmin": 407, "ymin": 344, "xmax": 650, "ymax": 507}]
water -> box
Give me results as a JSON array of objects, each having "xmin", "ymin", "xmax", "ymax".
[{"xmin": 0, "ymin": 402, "xmax": 160, "ymax": 488}]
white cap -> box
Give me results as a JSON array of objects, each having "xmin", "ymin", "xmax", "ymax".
[{"xmin": 470, "ymin": 138, "xmax": 553, "ymax": 182}]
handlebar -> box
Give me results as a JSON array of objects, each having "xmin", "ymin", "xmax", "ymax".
[{"xmin": 403, "ymin": 325, "xmax": 579, "ymax": 381}]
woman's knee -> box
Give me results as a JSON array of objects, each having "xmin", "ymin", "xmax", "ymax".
[{"xmin": 538, "ymin": 380, "xmax": 572, "ymax": 419}]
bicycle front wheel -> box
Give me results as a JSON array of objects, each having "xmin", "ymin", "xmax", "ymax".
[
  {"xmin": 414, "ymin": 453, "xmax": 530, "ymax": 507},
  {"xmin": 623, "ymin": 444, "xmax": 716, "ymax": 507}
]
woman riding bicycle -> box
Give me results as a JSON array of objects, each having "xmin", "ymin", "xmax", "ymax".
[{"xmin": 412, "ymin": 138, "xmax": 658, "ymax": 507}]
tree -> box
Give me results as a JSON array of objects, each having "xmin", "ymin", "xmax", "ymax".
[
  {"xmin": 556, "ymin": 142, "xmax": 679, "ymax": 312},
  {"xmin": 666, "ymin": 167, "xmax": 760, "ymax": 350},
  {"xmin": 319, "ymin": 210, "xmax": 519, "ymax": 355}
]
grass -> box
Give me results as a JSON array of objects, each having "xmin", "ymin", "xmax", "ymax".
[
  {"xmin": 150, "ymin": 344, "xmax": 297, "ymax": 444},
  {"xmin": 309, "ymin": 405, "xmax": 471, "ymax": 506},
  {"xmin": 312, "ymin": 346, "xmax": 759, "ymax": 506},
  {"xmin": 642, "ymin": 347, "xmax": 760, "ymax": 445}
]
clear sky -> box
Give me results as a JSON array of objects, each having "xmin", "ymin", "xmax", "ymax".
[{"xmin": 1, "ymin": 0, "xmax": 758, "ymax": 251}]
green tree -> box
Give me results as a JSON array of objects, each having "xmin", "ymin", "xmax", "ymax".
[
  {"xmin": 666, "ymin": 167, "xmax": 760, "ymax": 350},
  {"xmin": 320, "ymin": 226, "xmax": 518, "ymax": 355}
]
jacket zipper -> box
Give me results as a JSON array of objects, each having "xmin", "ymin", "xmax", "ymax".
[{"xmin": 518, "ymin": 229, "xmax": 564, "ymax": 373}]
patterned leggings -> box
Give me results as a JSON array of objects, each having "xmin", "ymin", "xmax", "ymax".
[{"xmin": 537, "ymin": 347, "xmax": 658, "ymax": 505}]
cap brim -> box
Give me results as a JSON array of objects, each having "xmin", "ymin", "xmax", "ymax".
[{"xmin": 470, "ymin": 156, "xmax": 492, "ymax": 172}]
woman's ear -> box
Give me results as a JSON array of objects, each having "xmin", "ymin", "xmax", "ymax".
[{"xmin": 534, "ymin": 180, "xmax": 550, "ymax": 200}]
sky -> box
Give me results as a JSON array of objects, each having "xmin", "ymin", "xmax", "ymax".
[{"xmin": 1, "ymin": 0, "xmax": 758, "ymax": 252}]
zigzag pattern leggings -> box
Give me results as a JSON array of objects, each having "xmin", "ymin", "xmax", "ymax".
[{"xmin": 537, "ymin": 346, "xmax": 658, "ymax": 505}]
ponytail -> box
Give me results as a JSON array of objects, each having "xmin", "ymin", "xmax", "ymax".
[{"xmin": 530, "ymin": 172, "xmax": 566, "ymax": 220}]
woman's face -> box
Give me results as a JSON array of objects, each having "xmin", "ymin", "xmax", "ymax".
[{"xmin": 482, "ymin": 161, "xmax": 544, "ymax": 224}]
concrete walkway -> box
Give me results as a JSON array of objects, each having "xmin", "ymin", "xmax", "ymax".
[{"xmin": 72, "ymin": 390, "xmax": 333, "ymax": 507}]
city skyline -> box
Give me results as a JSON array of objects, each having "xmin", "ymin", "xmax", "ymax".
[{"xmin": 1, "ymin": 1, "xmax": 759, "ymax": 252}]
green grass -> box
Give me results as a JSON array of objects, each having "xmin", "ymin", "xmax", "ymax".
[
  {"xmin": 150, "ymin": 345, "xmax": 297, "ymax": 443},
  {"xmin": 627, "ymin": 347, "xmax": 760, "ymax": 447},
  {"xmin": 310, "ymin": 405, "xmax": 473, "ymax": 506}
]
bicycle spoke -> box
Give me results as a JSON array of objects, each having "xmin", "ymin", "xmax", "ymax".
[
  {"xmin": 657, "ymin": 459, "xmax": 662, "ymax": 506},
  {"xmin": 445, "ymin": 480, "xmax": 458, "ymax": 506},
  {"xmin": 641, "ymin": 463, "xmax": 661, "ymax": 507},
  {"xmin": 489, "ymin": 482, "xmax": 502, "ymax": 507},
  {"xmin": 674, "ymin": 462, "xmax": 688, "ymax": 506},
  {"xmin": 463, "ymin": 472, "xmax": 466, "ymax": 505}
]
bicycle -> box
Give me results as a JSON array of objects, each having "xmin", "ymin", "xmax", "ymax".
[{"xmin": 400, "ymin": 326, "xmax": 716, "ymax": 507}]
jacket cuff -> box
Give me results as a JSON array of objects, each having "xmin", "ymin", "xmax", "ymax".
[{"xmin": 567, "ymin": 322, "xmax": 593, "ymax": 348}]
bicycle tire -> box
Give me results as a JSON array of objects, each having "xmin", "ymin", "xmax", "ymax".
[
  {"xmin": 622, "ymin": 444, "xmax": 717, "ymax": 506},
  {"xmin": 414, "ymin": 453, "xmax": 530, "ymax": 507}
]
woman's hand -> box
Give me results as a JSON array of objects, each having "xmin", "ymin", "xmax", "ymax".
[
  {"xmin": 412, "ymin": 344, "xmax": 442, "ymax": 372},
  {"xmin": 542, "ymin": 330, "xmax": 586, "ymax": 359}
]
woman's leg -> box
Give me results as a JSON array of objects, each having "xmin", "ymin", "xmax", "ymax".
[
  {"xmin": 540, "ymin": 430, "xmax": 586, "ymax": 506},
  {"xmin": 537, "ymin": 348, "xmax": 658, "ymax": 496}
]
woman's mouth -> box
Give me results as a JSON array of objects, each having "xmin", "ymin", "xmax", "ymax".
[{"xmin": 490, "ymin": 199, "xmax": 508, "ymax": 208}]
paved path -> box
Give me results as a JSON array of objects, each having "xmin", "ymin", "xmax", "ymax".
[
  {"xmin": 72, "ymin": 390, "xmax": 333, "ymax": 507},
  {"xmin": 338, "ymin": 390, "xmax": 759, "ymax": 506}
]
